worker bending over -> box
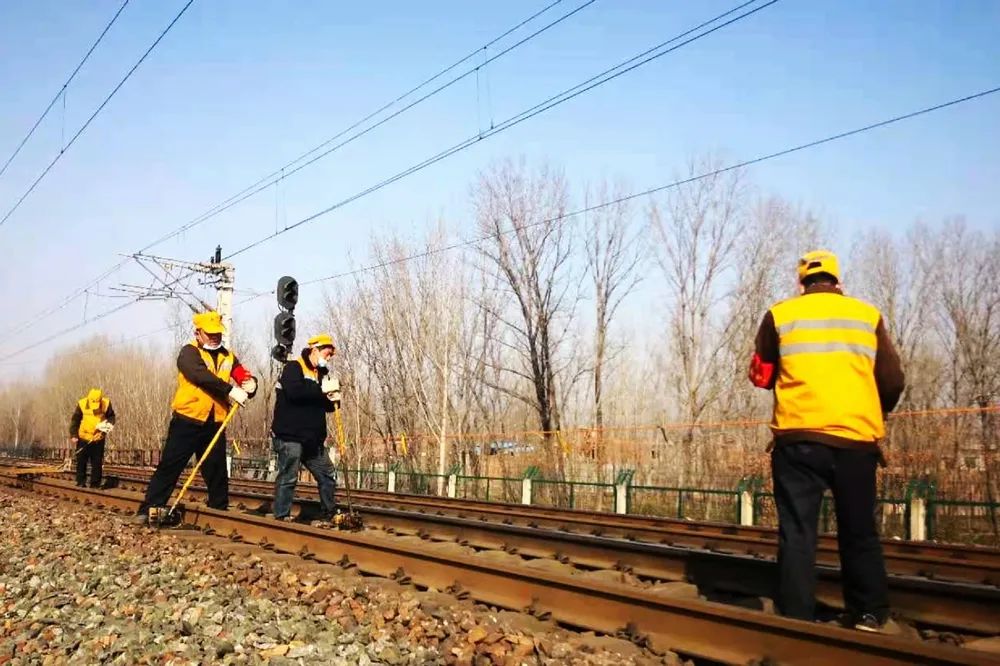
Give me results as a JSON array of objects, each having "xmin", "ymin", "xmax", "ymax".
[
  {"xmin": 69, "ymin": 388, "xmax": 115, "ymax": 488},
  {"xmin": 271, "ymin": 333, "xmax": 340, "ymax": 522},
  {"xmin": 135, "ymin": 311, "xmax": 257, "ymax": 523},
  {"xmin": 749, "ymin": 250, "xmax": 905, "ymax": 632}
]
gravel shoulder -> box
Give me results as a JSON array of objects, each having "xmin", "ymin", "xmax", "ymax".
[{"xmin": 0, "ymin": 490, "xmax": 684, "ymax": 665}]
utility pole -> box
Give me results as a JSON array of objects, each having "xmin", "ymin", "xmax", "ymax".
[
  {"xmin": 210, "ymin": 246, "xmax": 235, "ymax": 348},
  {"xmin": 116, "ymin": 245, "xmax": 236, "ymax": 343}
]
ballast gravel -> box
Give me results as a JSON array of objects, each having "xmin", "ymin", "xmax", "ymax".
[{"xmin": 0, "ymin": 490, "xmax": 686, "ymax": 665}]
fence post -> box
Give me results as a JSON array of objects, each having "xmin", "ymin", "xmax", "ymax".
[
  {"xmin": 447, "ymin": 474, "xmax": 457, "ymax": 498},
  {"xmin": 614, "ymin": 483, "xmax": 628, "ymax": 515},
  {"xmin": 909, "ymin": 497, "xmax": 927, "ymax": 541},
  {"xmin": 740, "ymin": 490, "xmax": 754, "ymax": 526},
  {"xmin": 226, "ymin": 455, "xmax": 232, "ymax": 477},
  {"xmin": 388, "ymin": 470, "xmax": 397, "ymax": 493},
  {"xmin": 521, "ymin": 478, "xmax": 532, "ymax": 505}
]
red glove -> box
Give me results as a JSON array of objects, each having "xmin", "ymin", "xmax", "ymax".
[
  {"xmin": 231, "ymin": 365, "xmax": 252, "ymax": 384},
  {"xmin": 231, "ymin": 365, "xmax": 257, "ymax": 396},
  {"xmin": 748, "ymin": 353, "xmax": 776, "ymax": 389}
]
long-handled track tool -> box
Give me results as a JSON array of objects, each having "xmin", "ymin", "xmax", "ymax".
[{"xmin": 149, "ymin": 404, "xmax": 240, "ymax": 528}]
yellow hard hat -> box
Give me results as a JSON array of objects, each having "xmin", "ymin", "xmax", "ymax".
[
  {"xmin": 797, "ymin": 250, "xmax": 840, "ymax": 284},
  {"xmin": 308, "ymin": 333, "xmax": 335, "ymax": 349},
  {"xmin": 87, "ymin": 388, "xmax": 103, "ymax": 405},
  {"xmin": 192, "ymin": 311, "xmax": 226, "ymax": 334}
]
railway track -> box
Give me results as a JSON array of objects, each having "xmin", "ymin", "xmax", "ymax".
[
  {"xmin": 92, "ymin": 464, "xmax": 1000, "ymax": 582},
  {"xmin": 3, "ymin": 461, "xmax": 999, "ymax": 664},
  {"xmin": 90, "ymin": 465, "xmax": 999, "ymax": 635}
]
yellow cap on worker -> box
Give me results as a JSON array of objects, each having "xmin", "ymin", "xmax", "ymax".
[
  {"xmin": 87, "ymin": 388, "xmax": 103, "ymax": 405},
  {"xmin": 308, "ymin": 333, "xmax": 334, "ymax": 348},
  {"xmin": 193, "ymin": 311, "xmax": 226, "ymax": 334},
  {"xmin": 797, "ymin": 250, "xmax": 840, "ymax": 284}
]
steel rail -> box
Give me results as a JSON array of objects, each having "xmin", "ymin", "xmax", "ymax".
[
  {"xmin": 1, "ymin": 472, "xmax": 995, "ymax": 666},
  {"xmin": 92, "ymin": 464, "xmax": 1000, "ymax": 585},
  {"xmin": 67, "ymin": 467, "xmax": 1000, "ymax": 633}
]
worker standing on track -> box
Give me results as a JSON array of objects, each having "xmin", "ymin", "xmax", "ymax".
[
  {"xmin": 270, "ymin": 333, "xmax": 340, "ymax": 522},
  {"xmin": 134, "ymin": 311, "xmax": 258, "ymax": 523},
  {"xmin": 69, "ymin": 388, "xmax": 115, "ymax": 488},
  {"xmin": 748, "ymin": 250, "xmax": 905, "ymax": 632}
]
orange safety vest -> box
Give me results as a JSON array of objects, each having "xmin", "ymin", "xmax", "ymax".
[
  {"xmin": 770, "ymin": 292, "xmax": 884, "ymax": 442},
  {"xmin": 77, "ymin": 396, "xmax": 110, "ymax": 442},
  {"xmin": 170, "ymin": 342, "xmax": 234, "ymax": 423}
]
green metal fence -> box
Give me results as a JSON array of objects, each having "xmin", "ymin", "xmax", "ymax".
[
  {"xmin": 927, "ymin": 498, "xmax": 1000, "ymax": 547},
  {"xmin": 455, "ymin": 474, "xmax": 522, "ymax": 503},
  {"xmin": 631, "ymin": 485, "xmax": 740, "ymax": 522},
  {"xmin": 531, "ymin": 478, "xmax": 616, "ymax": 511}
]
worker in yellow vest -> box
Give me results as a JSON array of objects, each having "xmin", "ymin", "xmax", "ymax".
[
  {"xmin": 69, "ymin": 388, "xmax": 116, "ymax": 488},
  {"xmin": 135, "ymin": 311, "xmax": 258, "ymax": 523},
  {"xmin": 270, "ymin": 333, "xmax": 339, "ymax": 522},
  {"xmin": 749, "ymin": 250, "xmax": 905, "ymax": 632}
]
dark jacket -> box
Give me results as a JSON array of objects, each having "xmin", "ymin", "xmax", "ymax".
[
  {"xmin": 270, "ymin": 350, "xmax": 336, "ymax": 450},
  {"xmin": 69, "ymin": 402, "xmax": 116, "ymax": 439},
  {"xmin": 753, "ymin": 283, "xmax": 906, "ymax": 449}
]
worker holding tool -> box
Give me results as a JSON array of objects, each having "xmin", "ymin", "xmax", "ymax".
[
  {"xmin": 68, "ymin": 388, "xmax": 116, "ymax": 488},
  {"xmin": 134, "ymin": 311, "xmax": 257, "ymax": 524},
  {"xmin": 748, "ymin": 250, "xmax": 905, "ymax": 633},
  {"xmin": 270, "ymin": 333, "xmax": 339, "ymax": 522}
]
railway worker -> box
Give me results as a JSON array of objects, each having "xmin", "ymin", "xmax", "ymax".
[
  {"xmin": 270, "ymin": 333, "xmax": 339, "ymax": 522},
  {"xmin": 134, "ymin": 311, "xmax": 258, "ymax": 523},
  {"xmin": 69, "ymin": 388, "xmax": 116, "ymax": 488},
  {"xmin": 748, "ymin": 250, "xmax": 905, "ymax": 632}
]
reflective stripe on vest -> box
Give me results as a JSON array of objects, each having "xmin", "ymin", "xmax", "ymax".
[
  {"xmin": 780, "ymin": 341, "xmax": 876, "ymax": 359},
  {"xmin": 78, "ymin": 396, "xmax": 109, "ymax": 442},
  {"xmin": 769, "ymin": 292, "xmax": 884, "ymax": 442},
  {"xmin": 170, "ymin": 342, "xmax": 234, "ymax": 423}
]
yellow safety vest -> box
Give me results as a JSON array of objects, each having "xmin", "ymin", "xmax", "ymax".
[
  {"xmin": 170, "ymin": 342, "xmax": 234, "ymax": 423},
  {"xmin": 77, "ymin": 396, "xmax": 110, "ymax": 442},
  {"xmin": 297, "ymin": 357, "xmax": 318, "ymax": 382},
  {"xmin": 770, "ymin": 292, "xmax": 884, "ymax": 442}
]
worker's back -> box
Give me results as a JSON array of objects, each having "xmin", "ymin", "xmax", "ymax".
[{"xmin": 770, "ymin": 290, "xmax": 883, "ymax": 442}]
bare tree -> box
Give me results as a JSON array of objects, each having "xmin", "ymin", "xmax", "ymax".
[
  {"xmin": 720, "ymin": 196, "xmax": 826, "ymax": 420},
  {"xmin": 583, "ymin": 181, "xmax": 643, "ymax": 433},
  {"xmin": 474, "ymin": 159, "xmax": 576, "ymax": 470},
  {"xmin": 647, "ymin": 156, "xmax": 747, "ymax": 482},
  {"xmin": 849, "ymin": 222, "xmax": 942, "ymax": 409},
  {"xmin": 933, "ymin": 220, "xmax": 1000, "ymax": 532}
]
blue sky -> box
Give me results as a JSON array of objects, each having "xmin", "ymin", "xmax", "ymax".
[{"xmin": 0, "ymin": 0, "xmax": 997, "ymax": 372}]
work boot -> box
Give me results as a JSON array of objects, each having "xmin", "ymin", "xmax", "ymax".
[
  {"xmin": 131, "ymin": 513, "xmax": 149, "ymax": 526},
  {"xmin": 854, "ymin": 614, "xmax": 901, "ymax": 635}
]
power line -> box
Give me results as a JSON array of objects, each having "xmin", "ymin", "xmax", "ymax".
[
  {"xmin": 278, "ymin": 86, "xmax": 997, "ymax": 288},
  {"xmin": 136, "ymin": 0, "xmax": 595, "ymax": 252},
  {"xmin": 224, "ymin": 0, "xmax": 777, "ymax": 260},
  {"xmin": 0, "ymin": 0, "xmax": 131, "ymax": 180},
  {"xmin": 0, "ymin": 260, "xmax": 130, "ymax": 339},
  {"xmin": 7, "ymin": 81, "xmax": 999, "ymax": 360},
  {"xmin": 0, "ymin": 0, "xmax": 583, "ymax": 343},
  {"xmin": 0, "ymin": 322, "xmax": 174, "ymax": 368},
  {"xmin": 0, "ymin": 0, "xmax": 196, "ymax": 229},
  {"xmin": 0, "ymin": 297, "xmax": 145, "ymax": 364}
]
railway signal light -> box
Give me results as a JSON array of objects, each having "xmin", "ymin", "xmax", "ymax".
[
  {"xmin": 274, "ymin": 312, "xmax": 295, "ymax": 347},
  {"xmin": 277, "ymin": 276, "xmax": 298, "ymax": 311}
]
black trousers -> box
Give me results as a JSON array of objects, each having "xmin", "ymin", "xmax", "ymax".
[
  {"xmin": 138, "ymin": 414, "xmax": 228, "ymax": 514},
  {"xmin": 75, "ymin": 439, "xmax": 105, "ymax": 488},
  {"xmin": 771, "ymin": 441, "xmax": 889, "ymax": 622}
]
